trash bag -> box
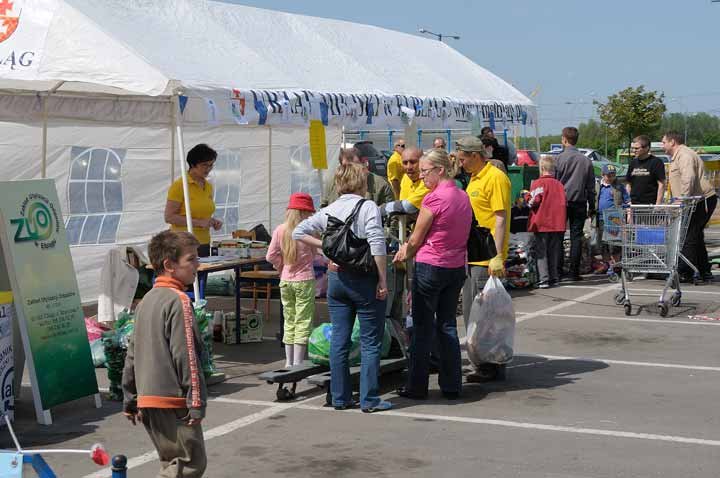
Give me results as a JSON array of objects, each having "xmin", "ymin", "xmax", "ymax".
[
  {"xmin": 466, "ymin": 276, "xmax": 515, "ymax": 365},
  {"xmin": 193, "ymin": 301, "xmax": 217, "ymax": 377},
  {"xmin": 308, "ymin": 318, "xmax": 391, "ymax": 366},
  {"xmin": 90, "ymin": 339, "xmax": 107, "ymax": 368}
]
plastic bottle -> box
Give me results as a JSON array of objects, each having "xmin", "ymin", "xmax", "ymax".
[{"xmin": 212, "ymin": 310, "xmax": 224, "ymax": 342}]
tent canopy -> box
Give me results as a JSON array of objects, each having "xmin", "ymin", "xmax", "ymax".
[{"xmin": 0, "ymin": 0, "xmax": 534, "ymax": 129}]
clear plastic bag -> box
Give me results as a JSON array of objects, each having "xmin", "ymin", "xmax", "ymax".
[{"xmin": 466, "ymin": 276, "xmax": 515, "ymax": 365}]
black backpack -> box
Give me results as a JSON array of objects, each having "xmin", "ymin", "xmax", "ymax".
[{"xmin": 321, "ymin": 199, "xmax": 377, "ymax": 274}]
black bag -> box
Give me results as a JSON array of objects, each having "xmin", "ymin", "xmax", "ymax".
[
  {"xmin": 467, "ymin": 216, "xmax": 497, "ymax": 263},
  {"xmin": 322, "ymin": 199, "xmax": 377, "ymax": 274}
]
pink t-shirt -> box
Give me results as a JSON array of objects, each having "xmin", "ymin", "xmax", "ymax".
[
  {"xmin": 416, "ymin": 180, "xmax": 472, "ymax": 269},
  {"xmin": 266, "ymin": 223, "xmax": 316, "ymax": 281}
]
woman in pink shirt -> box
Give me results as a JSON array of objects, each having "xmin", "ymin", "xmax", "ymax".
[
  {"xmin": 393, "ymin": 149, "xmax": 472, "ymax": 399},
  {"xmin": 266, "ymin": 193, "xmax": 317, "ymax": 368}
]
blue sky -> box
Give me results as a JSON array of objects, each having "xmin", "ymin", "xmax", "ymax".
[{"xmin": 224, "ymin": 0, "xmax": 720, "ymax": 135}]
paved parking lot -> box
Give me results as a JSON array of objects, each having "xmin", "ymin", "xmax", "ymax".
[{"xmin": 4, "ymin": 242, "xmax": 720, "ymax": 477}]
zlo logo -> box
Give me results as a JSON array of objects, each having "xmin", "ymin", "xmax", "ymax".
[
  {"xmin": 0, "ymin": 0, "xmax": 21, "ymax": 44},
  {"xmin": 10, "ymin": 193, "xmax": 60, "ymax": 249}
]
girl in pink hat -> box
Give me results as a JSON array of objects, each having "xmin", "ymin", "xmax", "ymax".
[{"xmin": 266, "ymin": 193, "xmax": 317, "ymax": 368}]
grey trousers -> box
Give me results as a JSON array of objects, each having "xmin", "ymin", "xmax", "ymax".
[
  {"xmin": 533, "ymin": 232, "xmax": 564, "ymax": 284},
  {"xmin": 462, "ymin": 265, "xmax": 490, "ymax": 323},
  {"xmin": 141, "ymin": 408, "xmax": 207, "ymax": 478}
]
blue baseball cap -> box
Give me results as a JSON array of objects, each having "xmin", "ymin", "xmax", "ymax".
[{"xmin": 602, "ymin": 164, "xmax": 617, "ymax": 175}]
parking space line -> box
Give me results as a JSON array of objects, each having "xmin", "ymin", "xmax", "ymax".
[
  {"xmin": 520, "ymin": 353, "xmax": 720, "ymax": 372},
  {"xmin": 82, "ymin": 395, "xmax": 321, "ymax": 478},
  {"xmin": 295, "ymin": 405, "xmax": 720, "ymax": 447},
  {"xmin": 517, "ymin": 313, "xmax": 720, "ymax": 326},
  {"xmin": 517, "ymin": 284, "xmax": 617, "ymax": 323},
  {"xmin": 538, "ymin": 284, "xmax": 720, "ymax": 296}
]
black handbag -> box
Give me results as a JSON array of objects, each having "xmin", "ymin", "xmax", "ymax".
[
  {"xmin": 467, "ymin": 216, "xmax": 497, "ymax": 262},
  {"xmin": 321, "ymin": 199, "xmax": 377, "ymax": 274}
]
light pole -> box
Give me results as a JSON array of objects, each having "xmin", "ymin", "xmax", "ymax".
[{"xmin": 418, "ymin": 28, "xmax": 460, "ymax": 42}]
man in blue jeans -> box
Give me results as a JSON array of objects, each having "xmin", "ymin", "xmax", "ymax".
[{"xmin": 554, "ymin": 127, "xmax": 596, "ymax": 281}]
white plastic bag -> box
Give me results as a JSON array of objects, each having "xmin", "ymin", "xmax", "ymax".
[{"xmin": 466, "ymin": 276, "xmax": 516, "ymax": 365}]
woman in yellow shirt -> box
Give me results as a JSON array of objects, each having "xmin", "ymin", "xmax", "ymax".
[{"xmin": 164, "ymin": 143, "xmax": 223, "ymax": 256}]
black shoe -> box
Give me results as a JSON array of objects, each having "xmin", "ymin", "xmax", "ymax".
[
  {"xmin": 396, "ymin": 387, "xmax": 427, "ymax": 400},
  {"xmin": 536, "ymin": 281, "xmax": 550, "ymax": 289},
  {"xmin": 441, "ymin": 391, "xmax": 460, "ymax": 400}
]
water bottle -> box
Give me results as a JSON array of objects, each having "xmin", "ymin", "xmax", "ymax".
[{"xmin": 212, "ymin": 310, "xmax": 224, "ymax": 342}]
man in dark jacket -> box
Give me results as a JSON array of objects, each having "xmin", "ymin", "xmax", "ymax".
[
  {"xmin": 554, "ymin": 126, "xmax": 596, "ymax": 281},
  {"xmin": 480, "ymin": 127, "xmax": 509, "ymax": 167}
]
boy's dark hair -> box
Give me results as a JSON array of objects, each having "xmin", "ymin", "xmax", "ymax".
[
  {"xmin": 562, "ymin": 127, "xmax": 579, "ymax": 145},
  {"xmin": 480, "ymin": 126, "xmax": 493, "ymax": 137},
  {"xmin": 149, "ymin": 230, "xmax": 199, "ymax": 274},
  {"xmin": 663, "ymin": 131, "xmax": 684, "ymax": 145},
  {"xmin": 186, "ymin": 143, "xmax": 217, "ymax": 168}
]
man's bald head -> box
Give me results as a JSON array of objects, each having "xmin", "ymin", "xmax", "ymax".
[{"xmin": 401, "ymin": 147, "xmax": 423, "ymax": 181}]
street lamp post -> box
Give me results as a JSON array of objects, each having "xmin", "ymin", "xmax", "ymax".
[{"xmin": 418, "ymin": 28, "xmax": 460, "ymax": 42}]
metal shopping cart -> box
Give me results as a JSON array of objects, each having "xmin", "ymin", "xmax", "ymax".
[{"xmin": 606, "ymin": 197, "xmax": 699, "ymax": 317}]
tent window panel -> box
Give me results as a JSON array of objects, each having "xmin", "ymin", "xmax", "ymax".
[
  {"xmin": 80, "ymin": 215, "xmax": 102, "ymax": 244},
  {"xmin": 98, "ymin": 214, "xmax": 121, "ymax": 244},
  {"xmin": 70, "ymin": 156, "xmax": 89, "ymax": 180},
  {"xmin": 88, "ymin": 150, "xmax": 107, "ymax": 180},
  {"xmin": 214, "ymin": 183, "xmax": 229, "ymax": 206},
  {"xmin": 105, "ymin": 182, "xmax": 123, "ymax": 213},
  {"xmin": 228, "ymin": 184, "xmax": 240, "ymax": 204},
  {"xmin": 68, "ymin": 183, "xmax": 87, "ymax": 214},
  {"xmin": 65, "ymin": 216, "xmax": 85, "ymax": 245},
  {"xmin": 225, "ymin": 206, "xmax": 239, "ymax": 235},
  {"xmin": 106, "ymin": 156, "xmax": 121, "ymax": 180},
  {"xmin": 290, "ymin": 146, "xmax": 322, "ymax": 209},
  {"xmin": 86, "ymin": 183, "xmax": 105, "ymax": 213},
  {"xmin": 215, "ymin": 207, "xmax": 226, "ymax": 234}
]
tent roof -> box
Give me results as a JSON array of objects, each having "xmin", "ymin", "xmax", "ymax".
[{"xmin": 0, "ymin": 0, "xmax": 532, "ymax": 108}]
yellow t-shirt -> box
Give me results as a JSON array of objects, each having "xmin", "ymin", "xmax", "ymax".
[
  {"xmin": 466, "ymin": 163, "xmax": 511, "ymax": 266},
  {"xmin": 166, "ymin": 175, "xmax": 216, "ymax": 245},
  {"xmin": 399, "ymin": 175, "xmax": 430, "ymax": 209},
  {"xmin": 387, "ymin": 151, "xmax": 404, "ymax": 184}
]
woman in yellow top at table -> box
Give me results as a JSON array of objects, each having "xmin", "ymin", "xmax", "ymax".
[{"xmin": 164, "ymin": 143, "xmax": 223, "ymax": 257}]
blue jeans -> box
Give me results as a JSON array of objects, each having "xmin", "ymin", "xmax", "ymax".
[
  {"xmin": 407, "ymin": 262, "xmax": 465, "ymax": 396},
  {"xmin": 327, "ymin": 270, "xmax": 386, "ymax": 409}
]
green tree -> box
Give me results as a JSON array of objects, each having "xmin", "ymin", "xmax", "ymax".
[{"xmin": 595, "ymin": 86, "xmax": 666, "ymax": 151}]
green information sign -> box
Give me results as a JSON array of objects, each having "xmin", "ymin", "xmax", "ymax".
[{"xmin": 0, "ymin": 180, "xmax": 99, "ymax": 424}]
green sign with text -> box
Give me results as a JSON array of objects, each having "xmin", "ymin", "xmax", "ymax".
[{"xmin": 0, "ymin": 180, "xmax": 98, "ymax": 413}]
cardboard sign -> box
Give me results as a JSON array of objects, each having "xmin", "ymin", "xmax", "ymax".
[
  {"xmin": 0, "ymin": 180, "xmax": 98, "ymax": 424},
  {"xmin": 0, "ymin": 292, "xmax": 14, "ymax": 425}
]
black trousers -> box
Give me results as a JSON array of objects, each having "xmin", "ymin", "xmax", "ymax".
[
  {"xmin": 565, "ymin": 201, "xmax": 588, "ymax": 277},
  {"xmin": 680, "ymin": 195, "xmax": 717, "ymax": 276}
]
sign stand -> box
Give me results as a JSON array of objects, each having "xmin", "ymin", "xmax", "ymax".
[{"xmin": 0, "ymin": 180, "xmax": 100, "ymax": 425}]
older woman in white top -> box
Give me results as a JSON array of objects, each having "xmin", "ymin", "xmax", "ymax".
[{"xmin": 293, "ymin": 163, "xmax": 392, "ymax": 413}]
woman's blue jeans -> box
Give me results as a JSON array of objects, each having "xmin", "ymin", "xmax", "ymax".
[
  {"xmin": 406, "ymin": 262, "xmax": 465, "ymax": 396},
  {"xmin": 327, "ymin": 270, "xmax": 386, "ymax": 409}
]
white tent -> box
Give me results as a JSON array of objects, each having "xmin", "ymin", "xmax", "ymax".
[{"xmin": 0, "ymin": 0, "xmax": 535, "ymax": 302}]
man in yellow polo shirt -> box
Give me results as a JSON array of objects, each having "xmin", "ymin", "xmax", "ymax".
[
  {"xmin": 457, "ymin": 135, "xmax": 511, "ymax": 382},
  {"xmin": 386, "ymin": 138, "xmax": 406, "ymax": 199},
  {"xmin": 381, "ymin": 147, "xmax": 429, "ymax": 217}
]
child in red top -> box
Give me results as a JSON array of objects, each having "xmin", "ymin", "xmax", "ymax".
[{"xmin": 528, "ymin": 156, "xmax": 568, "ymax": 288}]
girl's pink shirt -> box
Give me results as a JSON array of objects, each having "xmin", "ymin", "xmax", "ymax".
[{"xmin": 266, "ymin": 223, "xmax": 316, "ymax": 281}]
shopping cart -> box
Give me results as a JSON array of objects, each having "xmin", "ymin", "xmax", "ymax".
[{"xmin": 607, "ymin": 197, "xmax": 699, "ymax": 317}]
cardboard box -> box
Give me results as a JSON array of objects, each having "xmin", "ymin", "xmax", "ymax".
[{"xmin": 222, "ymin": 309, "xmax": 263, "ymax": 344}]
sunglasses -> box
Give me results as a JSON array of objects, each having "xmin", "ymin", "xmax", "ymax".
[{"xmin": 397, "ymin": 144, "xmax": 406, "ymax": 149}]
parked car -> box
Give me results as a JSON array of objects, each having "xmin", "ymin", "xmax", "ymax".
[
  {"xmin": 544, "ymin": 147, "xmax": 627, "ymax": 178},
  {"xmin": 516, "ymin": 149, "xmax": 541, "ymax": 167}
]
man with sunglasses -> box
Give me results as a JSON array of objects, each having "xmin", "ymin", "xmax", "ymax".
[
  {"xmin": 626, "ymin": 135, "xmax": 666, "ymax": 205},
  {"xmin": 387, "ymin": 138, "xmax": 407, "ymax": 199}
]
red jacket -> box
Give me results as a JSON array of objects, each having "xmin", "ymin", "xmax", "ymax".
[{"xmin": 528, "ymin": 174, "xmax": 567, "ymax": 232}]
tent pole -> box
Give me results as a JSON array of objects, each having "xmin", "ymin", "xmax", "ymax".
[
  {"xmin": 41, "ymin": 95, "xmax": 48, "ymax": 179},
  {"xmin": 534, "ymin": 114, "xmax": 541, "ymax": 152},
  {"xmin": 174, "ymin": 93, "xmax": 201, "ymax": 300},
  {"xmin": 39, "ymin": 82, "xmax": 64, "ymax": 179},
  {"xmin": 170, "ymin": 97, "xmax": 176, "ymax": 183},
  {"xmin": 267, "ymin": 126, "xmax": 272, "ymax": 229}
]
